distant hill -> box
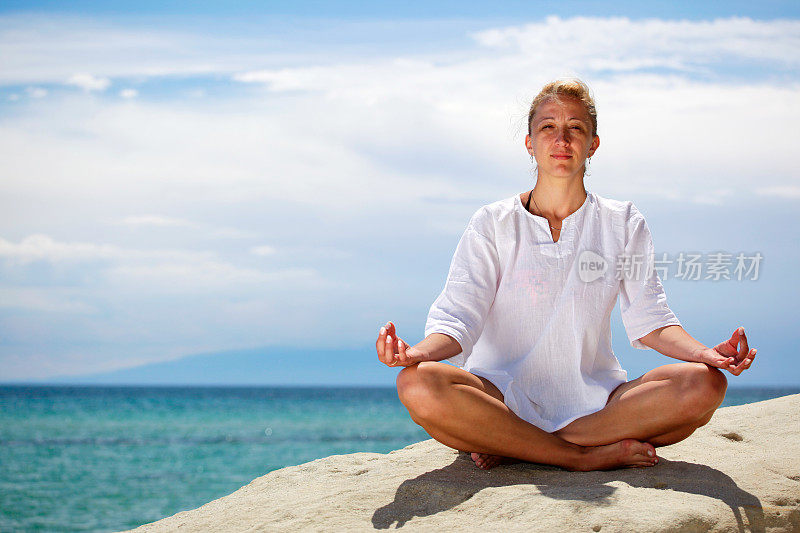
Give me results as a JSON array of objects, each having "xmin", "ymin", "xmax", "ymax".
[{"xmin": 29, "ymin": 346, "xmax": 398, "ymax": 386}]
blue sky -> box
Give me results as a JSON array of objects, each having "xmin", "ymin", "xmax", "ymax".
[
  {"xmin": 2, "ymin": 0, "xmax": 799, "ymax": 18},
  {"xmin": 0, "ymin": 1, "xmax": 798, "ymax": 385}
]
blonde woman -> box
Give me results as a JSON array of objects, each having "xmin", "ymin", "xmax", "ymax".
[{"xmin": 376, "ymin": 78, "xmax": 756, "ymax": 471}]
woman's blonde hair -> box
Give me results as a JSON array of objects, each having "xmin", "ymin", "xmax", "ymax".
[{"xmin": 527, "ymin": 78, "xmax": 598, "ymax": 137}]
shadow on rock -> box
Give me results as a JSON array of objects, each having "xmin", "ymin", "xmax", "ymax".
[{"xmin": 371, "ymin": 453, "xmax": 763, "ymax": 530}]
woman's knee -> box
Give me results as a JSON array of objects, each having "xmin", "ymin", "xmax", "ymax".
[
  {"xmin": 677, "ymin": 362, "xmax": 728, "ymax": 418},
  {"xmin": 395, "ymin": 362, "xmax": 450, "ymax": 422},
  {"xmin": 395, "ymin": 365, "xmax": 416, "ymax": 403},
  {"xmin": 397, "ymin": 361, "xmax": 449, "ymax": 392}
]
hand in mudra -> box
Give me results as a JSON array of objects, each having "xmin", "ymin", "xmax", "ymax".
[
  {"xmin": 699, "ymin": 327, "xmax": 757, "ymax": 376},
  {"xmin": 376, "ymin": 321, "xmax": 424, "ymax": 367}
]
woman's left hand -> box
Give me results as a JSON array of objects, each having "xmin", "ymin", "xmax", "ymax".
[{"xmin": 698, "ymin": 327, "xmax": 756, "ymax": 376}]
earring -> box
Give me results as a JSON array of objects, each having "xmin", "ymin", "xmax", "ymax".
[
  {"xmin": 584, "ymin": 156, "xmax": 592, "ymax": 177},
  {"xmin": 530, "ymin": 154, "xmax": 538, "ymax": 177}
]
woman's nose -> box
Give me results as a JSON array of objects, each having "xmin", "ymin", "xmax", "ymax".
[{"xmin": 556, "ymin": 127, "xmax": 570, "ymax": 144}]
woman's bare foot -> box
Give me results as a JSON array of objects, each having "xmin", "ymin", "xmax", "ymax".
[
  {"xmin": 470, "ymin": 452, "xmax": 520, "ymax": 470},
  {"xmin": 569, "ymin": 438, "xmax": 659, "ymax": 471},
  {"xmin": 471, "ymin": 438, "xmax": 658, "ymax": 471}
]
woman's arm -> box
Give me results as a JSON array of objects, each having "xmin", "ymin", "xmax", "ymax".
[
  {"xmin": 638, "ymin": 324, "xmax": 757, "ymax": 376},
  {"xmin": 637, "ymin": 325, "xmax": 707, "ymax": 362},
  {"xmin": 411, "ymin": 333, "xmax": 463, "ymax": 363}
]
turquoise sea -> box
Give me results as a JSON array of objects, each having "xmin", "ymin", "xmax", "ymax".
[{"xmin": 1, "ymin": 385, "xmax": 798, "ymax": 532}]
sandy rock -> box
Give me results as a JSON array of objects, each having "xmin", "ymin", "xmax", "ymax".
[{"xmin": 127, "ymin": 394, "xmax": 800, "ymax": 532}]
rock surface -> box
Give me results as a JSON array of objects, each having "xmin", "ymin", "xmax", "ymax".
[{"xmin": 128, "ymin": 394, "xmax": 800, "ymax": 532}]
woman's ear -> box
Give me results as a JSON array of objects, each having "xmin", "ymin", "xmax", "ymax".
[
  {"xmin": 525, "ymin": 134, "xmax": 534, "ymax": 156},
  {"xmin": 589, "ymin": 135, "xmax": 600, "ymax": 156}
]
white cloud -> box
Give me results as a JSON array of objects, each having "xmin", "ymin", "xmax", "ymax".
[
  {"xmin": 8, "ymin": 93, "xmax": 19, "ymax": 101},
  {"xmin": 690, "ymin": 191, "xmax": 734, "ymax": 205},
  {"xmin": 2, "ymin": 60, "xmax": 797, "ymax": 236},
  {"xmin": 3, "ymin": 16, "xmax": 798, "ymax": 211},
  {"xmin": 470, "ymin": 16, "xmax": 800, "ymax": 69},
  {"xmin": 0, "ymin": 14, "xmax": 310, "ymax": 86},
  {"xmin": 66, "ymin": 73, "xmax": 111, "ymax": 91},
  {"xmin": 0, "ymin": 234, "xmax": 331, "ymax": 294},
  {"xmin": 755, "ymin": 186, "xmax": 800, "ymax": 199},
  {"xmin": 4, "ymin": 14, "xmax": 795, "ymax": 90},
  {"xmin": 235, "ymin": 16, "xmax": 800, "ymax": 99},
  {"xmin": 118, "ymin": 215, "xmax": 260, "ymax": 240},
  {"xmin": 0, "ymin": 287, "xmax": 97, "ymax": 313},
  {"xmin": 119, "ymin": 88, "xmax": 138, "ymax": 99},
  {"xmin": 25, "ymin": 86, "xmax": 47, "ymax": 98},
  {"xmin": 209, "ymin": 227, "xmax": 257, "ymax": 239},
  {"xmin": 120, "ymin": 214, "xmax": 198, "ymax": 228},
  {"xmin": 250, "ymin": 245, "xmax": 276, "ymax": 256},
  {"xmin": 0, "ymin": 234, "xmax": 211, "ymax": 265},
  {"xmin": 105, "ymin": 261, "xmax": 321, "ymax": 292}
]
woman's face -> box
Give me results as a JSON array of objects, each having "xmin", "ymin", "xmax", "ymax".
[{"xmin": 525, "ymin": 96, "xmax": 599, "ymax": 181}]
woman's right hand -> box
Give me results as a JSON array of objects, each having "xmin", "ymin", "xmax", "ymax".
[{"xmin": 376, "ymin": 321, "xmax": 425, "ymax": 367}]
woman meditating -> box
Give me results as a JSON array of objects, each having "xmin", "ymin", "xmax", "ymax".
[{"xmin": 375, "ymin": 78, "xmax": 757, "ymax": 472}]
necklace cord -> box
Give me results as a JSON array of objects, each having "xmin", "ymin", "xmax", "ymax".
[{"xmin": 526, "ymin": 190, "xmax": 562, "ymax": 231}]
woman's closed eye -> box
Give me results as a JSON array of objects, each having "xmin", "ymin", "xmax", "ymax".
[{"xmin": 540, "ymin": 124, "xmax": 584, "ymax": 131}]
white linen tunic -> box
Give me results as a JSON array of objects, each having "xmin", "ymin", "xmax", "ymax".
[{"xmin": 424, "ymin": 191, "xmax": 681, "ymax": 433}]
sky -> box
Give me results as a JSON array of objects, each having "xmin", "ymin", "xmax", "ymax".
[{"xmin": 0, "ymin": 1, "xmax": 798, "ymax": 385}]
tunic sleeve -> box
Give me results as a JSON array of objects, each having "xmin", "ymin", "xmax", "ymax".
[
  {"xmin": 619, "ymin": 206, "xmax": 681, "ymax": 349},
  {"xmin": 424, "ymin": 213, "xmax": 500, "ymax": 367}
]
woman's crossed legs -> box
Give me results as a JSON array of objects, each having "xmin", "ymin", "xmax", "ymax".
[{"xmin": 396, "ymin": 361, "xmax": 727, "ymax": 471}]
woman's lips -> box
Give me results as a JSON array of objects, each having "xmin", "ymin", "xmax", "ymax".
[{"xmin": 552, "ymin": 154, "xmax": 572, "ymax": 160}]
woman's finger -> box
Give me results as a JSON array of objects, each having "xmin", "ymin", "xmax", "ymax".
[
  {"xmin": 385, "ymin": 334, "xmax": 397, "ymax": 362},
  {"xmin": 726, "ymin": 328, "xmax": 740, "ymax": 353},
  {"xmin": 730, "ymin": 348, "xmax": 756, "ymax": 375},
  {"xmin": 377, "ymin": 323, "xmax": 391, "ymax": 365},
  {"xmin": 741, "ymin": 349, "xmax": 756, "ymax": 370},
  {"xmin": 376, "ymin": 325, "xmax": 386, "ymax": 362},
  {"xmin": 726, "ymin": 356, "xmax": 742, "ymax": 375},
  {"xmin": 388, "ymin": 322, "xmax": 400, "ymax": 359},
  {"xmin": 396, "ymin": 338, "xmax": 408, "ymax": 364},
  {"xmin": 738, "ymin": 328, "xmax": 749, "ymax": 359}
]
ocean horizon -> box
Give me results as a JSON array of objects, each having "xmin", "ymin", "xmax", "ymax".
[{"xmin": 2, "ymin": 384, "xmax": 798, "ymax": 532}]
